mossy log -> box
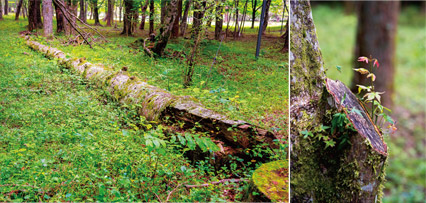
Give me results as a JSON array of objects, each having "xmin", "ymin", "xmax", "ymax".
[
  {"xmin": 290, "ymin": 1, "xmax": 387, "ymax": 202},
  {"xmin": 25, "ymin": 39, "xmax": 278, "ymax": 157},
  {"xmin": 244, "ymin": 160, "xmax": 289, "ymax": 202}
]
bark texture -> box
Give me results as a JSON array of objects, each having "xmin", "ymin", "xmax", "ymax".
[
  {"xmin": 79, "ymin": 0, "xmax": 87, "ymax": 23},
  {"xmin": 139, "ymin": 0, "xmax": 149, "ymax": 30},
  {"xmin": 26, "ymin": 39, "xmax": 279, "ymax": 166},
  {"xmin": 4, "ymin": 0, "xmax": 8, "ymax": 15},
  {"xmin": 150, "ymin": 0, "xmax": 178, "ymax": 56},
  {"xmin": 93, "ymin": 0, "xmax": 101, "ymax": 25},
  {"xmin": 179, "ymin": 0, "xmax": 191, "ymax": 36},
  {"xmin": 54, "ymin": 0, "xmax": 65, "ymax": 33},
  {"xmin": 105, "ymin": 0, "xmax": 114, "ymax": 26},
  {"xmin": 261, "ymin": 0, "xmax": 270, "ymax": 33},
  {"xmin": 42, "ymin": 0, "xmax": 53, "ymax": 37},
  {"xmin": 28, "ymin": 0, "xmax": 43, "ymax": 31},
  {"xmin": 15, "ymin": 0, "xmax": 24, "ymax": 20},
  {"xmin": 121, "ymin": 0, "xmax": 138, "ymax": 35},
  {"xmin": 148, "ymin": 0, "xmax": 154, "ymax": 34},
  {"xmin": 191, "ymin": 0, "xmax": 206, "ymax": 39},
  {"xmin": 290, "ymin": 1, "xmax": 387, "ymax": 202},
  {"xmin": 351, "ymin": 1, "xmax": 399, "ymax": 108},
  {"xmin": 171, "ymin": 0, "xmax": 182, "ymax": 38},
  {"xmin": 214, "ymin": 0, "xmax": 224, "ymax": 40},
  {"xmin": 0, "ymin": 0, "xmax": 2, "ymax": 20}
]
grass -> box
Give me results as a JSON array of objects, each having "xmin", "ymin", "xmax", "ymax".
[
  {"xmin": 0, "ymin": 14, "xmax": 288, "ymax": 201},
  {"xmin": 312, "ymin": 5, "xmax": 425, "ymax": 202}
]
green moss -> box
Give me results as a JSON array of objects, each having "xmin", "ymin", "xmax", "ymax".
[{"xmin": 252, "ymin": 160, "xmax": 289, "ymax": 202}]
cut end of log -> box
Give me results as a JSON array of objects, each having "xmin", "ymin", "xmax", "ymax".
[{"xmin": 325, "ymin": 78, "xmax": 387, "ymax": 155}]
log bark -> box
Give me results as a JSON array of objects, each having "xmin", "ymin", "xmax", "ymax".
[
  {"xmin": 25, "ymin": 39, "xmax": 279, "ymax": 165},
  {"xmin": 350, "ymin": 1, "xmax": 399, "ymax": 108},
  {"xmin": 290, "ymin": 1, "xmax": 387, "ymax": 202}
]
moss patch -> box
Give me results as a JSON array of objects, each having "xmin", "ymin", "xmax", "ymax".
[{"xmin": 252, "ymin": 160, "xmax": 289, "ymax": 202}]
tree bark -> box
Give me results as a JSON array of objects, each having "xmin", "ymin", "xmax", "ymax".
[
  {"xmin": 350, "ymin": 1, "xmax": 399, "ymax": 108},
  {"xmin": 121, "ymin": 0, "xmax": 138, "ymax": 36},
  {"xmin": 214, "ymin": 0, "xmax": 224, "ymax": 40},
  {"xmin": 191, "ymin": 0, "xmax": 205, "ymax": 39},
  {"xmin": 171, "ymin": 0, "xmax": 182, "ymax": 38},
  {"xmin": 139, "ymin": 0, "xmax": 149, "ymax": 30},
  {"xmin": 93, "ymin": 0, "xmax": 101, "ymax": 25},
  {"xmin": 64, "ymin": 0, "xmax": 77, "ymax": 35},
  {"xmin": 15, "ymin": 0, "xmax": 24, "ymax": 20},
  {"xmin": 4, "ymin": 0, "xmax": 8, "ymax": 15},
  {"xmin": 79, "ymin": 0, "xmax": 87, "ymax": 23},
  {"xmin": 261, "ymin": 0, "xmax": 270, "ymax": 34},
  {"xmin": 0, "ymin": 0, "xmax": 3, "ymax": 20},
  {"xmin": 43, "ymin": 0, "xmax": 53, "ymax": 37},
  {"xmin": 233, "ymin": 0, "xmax": 239, "ymax": 38},
  {"xmin": 53, "ymin": 0, "xmax": 65, "ymax": 33},
  {"xmin": 105, "ymin": 0, "xmax": 113, "ymax": 26},
  {"xmin": 290, "ymin": 1, "xmax": 387, "ymax": 202},
  {"xmin": 150, "ymin": 0, "xmax": 178, "ymax": 56},
  {"xmin": 251, "ymin": 0, "xmax": 256, "ymax": 29},
  {"xmin": 179, "ymin": 0, "xmax": 191, "ymax": 36},
  {"xmin": 148, "ymin": 0, "xmax": 154, "ymax": 34},
  {"xmin": 28, "ymin": 0, "xmax": 42, "ymax": 31}
]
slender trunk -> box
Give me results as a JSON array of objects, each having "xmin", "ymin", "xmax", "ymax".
[
  {"xmin": 251, "ymin": 0, "xmax": 256, "ymax": 29},
  {"xmin": 139, "ymin": 0, "xmax": 148, "ymax": 30},
  {"xmin": 93, "ymin": 0, "xmax": 101, "ymax": 25},
  {"xmin": 233, "ymin": 0, "xmax": 239, "ymax": 38},
  {"xmin": 15, "ymin": 0, "xmax": 23, "ymax": 20},
  {"xmin": 121, "ymin": 0, "xmax": 138, "ymax": 36},
  {"xmin": 191, "ymin": 0, "xmax": 206, "ymax": 39},
  {"xmin": 179, "ymin": 0, "xmax": 191, "ymax": 36},
  {"xmin": 160, "ymin": 0, "xmax": 166, "ymax": 24},
  {"xmin": 171, "ymin": 0, "xmax": 182, "ymax": 38},
  {"xmin": 261, "ymin": 0, "xmax": 270, "ymax": 33},
  {"xmin": 4, "ymin": 0, "xmax": 8, "ymax": 15},
  {"xmin": 0, "ymin": 0, "xmax": 3, "ymax": 20},
  {"xmin": 42, "ymin": 0, "xmax": 53, "ymax": 37},
  {"xmin": 238, "ymin": 0, "xmax": 248, "ymax": 36},
  {"xmin": 214, "ymin": 0, "xmax": 224, "ymax": 40},
  {"xmin": 22, "ymin": 2, "xmax": 27, "ymax": 18},
  {"xmin": 290, "ymin": 1, "xmax": 387, "ymax": 202},
  {"xmin": 54, "ymin": 0, "xmax": 64, "ymax": 32},
  {"xmin": 350, "ymin": 1, "xmax": 399, "ymax": 108},
  {"xmin": 150, "ymin": 0, "xmax": 178, "ymax": 56},
  {"xmin": 79, "ymin": 0, "xmax": 86, "ymax": 23},
  {"xmin": 28, "ymin": 0, "xmax": 42, "ymax": 31},
  {"xmin": 148, "ymin": 0, "xmax": 154, "ymax": 34},
  {"xmin": 106, "ymin": 0, "xmax": 113, "ymax": 26},
  {"xmin": 36, "ymin": 0, "xmax": 43, "ymax": 28},
  {"xmin": 119, "ymin": 0, "xmax": 122, "ymax": 22}
]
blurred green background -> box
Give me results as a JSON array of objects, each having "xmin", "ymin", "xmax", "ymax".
[{"xmin": 312, "ymin": 3, "xmax": 425, "ymax": 202}]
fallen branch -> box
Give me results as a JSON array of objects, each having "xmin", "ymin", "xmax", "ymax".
[
  {"xmin": 165, "ymin": 183, "xmax": 181, "ymax": 201},
  {"xmin": 184, "ymin": 178, "xmax": 248, "ymax": 188}
]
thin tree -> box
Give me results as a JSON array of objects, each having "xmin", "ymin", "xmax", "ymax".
[
  {"xmin": 28, "ymin": 0, "xmax": 43, "ymax": 31},
  {"xmin": 192, "ymin": 0, "xmax": 206, "ymax": 39},
  {"xmin": 148, "ymin": 0, "xmax": 154, "ymax": 34},
  {"xmin": 79, "ymin": 0, "xmax": 87, "ymax": 23},
  {"xmin": 0, "ymin": 0, "xmax": 3, "ymax": 20},
  {"xmin": 105, "ymin": 0, "xmax": 114, "ymax": 26},
  {"xmin": 53, "ymin": 0, "xmax": 65, "ymax": 32},
  {"xmin": 251, "ymin": 0, "xmax": 258, "ymax": 29},
  {"xmin": 121, "ymin": 0, "xmax": 138, "ymax": 35},
  {"xmin": 4, "ymin": 0, "xmax": 8, "ymax": 15},
  {"xmin": 260, "ymin": 0, "xmax": 270, "ymax": 33},
  {"xmin": 214, "ymin": 0, "xmax": 224, "ymax": 40},
  {"xmin": 92, "ymin": 0, "xmax": 101, "ymax": 25},
  {"xmin": 171, "ymin": 0, "xmax": 182, "ymax": 38},
  {"xmin": 43, "ymin": 0, "xmax": 53, "ymax": 37},
  {"xmin": 15, "ymin": 0, "xmax": 24, "ymax": 20},
  {"xmin": 350, "ymin": 1, "xmax": 399, "ymax": 108},
  {"xmin": 139, "ymin": 0, "xmax": 149, "ymax": 30},
  {"xmin": 179, "ymin": 0, "xmax": 191, "ymax": 36}
]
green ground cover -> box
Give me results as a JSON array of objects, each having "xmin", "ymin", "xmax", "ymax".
[
  {"xmin": 313, "ymin": 5, "xmax": 426, "ymax": 202},
  {"xmin": 0, "ymin": 15, "xmax": 288, "ymax": 201}
]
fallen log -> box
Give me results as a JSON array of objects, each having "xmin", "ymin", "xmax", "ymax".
[{"xmin": 25, "ymin": 39, "xmax": 279, "ymax": 158}]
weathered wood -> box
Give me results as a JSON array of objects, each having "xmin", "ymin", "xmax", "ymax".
[{"xmin": 25, "ymin": 39, "xmax": 278, "ymax": 157}]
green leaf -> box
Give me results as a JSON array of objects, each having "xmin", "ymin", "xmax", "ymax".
[{"xmin": 336, "ymin": 65, "xmax": 342, "ymax": 73}]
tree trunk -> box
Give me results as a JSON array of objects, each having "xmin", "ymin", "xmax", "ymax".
[
  {"xmin": 251, "ymin": 0, "xmax": 256, "ymax": 29},
  {"xmin": 105, "ymin": 0, "xmax": 113, "ymax": 26},
  {"xmin": 191, "ymin": 0, "xmax": 205, "ymax": 39},
  {"xmin": 121, "ymin": 0, "xmax": 138, "ymax": 36},
  {"xmin": 79, "ymin": 0, "xmax": 86, "ymax": 23},
  {"xmin": 64, "ymin": 0, "xmax": 77, "ymax": 35},
  {"xmin": 171, "ymin": 0, "xmax": 182, "ymax": 38},
  {"xmin": 281, "ymin": 17, "xmax": 288, "ymax": 52},
  {"xmin": 179, "ymin": 0, "xmax": 191, "ymax": 36},
  {"xmin": 261, "ymin": 0, "xmax": 270, "ymax": 33},
  {"xmin": 148, "ymin": 0, "xmax": 154, "ymax": 34},
  {"xmin": 43, "ymin": 0, "xmax": 53, "ymax": 37},
  {"xmin": 15, "ymin": 0, "xmax": 23, "ymax": 20},
  {"xmin": 214, "ymin": 0, "xmax": 224, "ymax": 40},
  {"xmin": 233, "ymin": 0, "xmax": 239, "ymax": 38},
  {"xmin": 350, "ymin": 1, "xmax": 399, "ymax": 108},
  {"xmin": 28, "ymin": 0, "xmax": 42, "ymax": 31},
  {"xmin": 160, "ymin": 0, "xmax": 166, "ymax": 24},
  {"xmin": 53, "ymin": 0, "xmax": 64, "ymax": 33},
  {"xmin": 290, "ymin": 1, "xmax": 387, "ymax": 202},
  {"xmin": 150, "ymin": 0, "xmax": 178, "ymax": 56},
  {"xmin": 0, "ymin": 0, "xmax": 3, "ymax": 20},
  {"xmin": 139, "ymin": 0, "xmax": 148, "ymax": 30},
  {"xmin": 4, "ymin": 0, "xmax": 8, "ymax": 15},
  {"xmin": 93, "ymin": 0, "xmax": 101, "ymax": 25}
]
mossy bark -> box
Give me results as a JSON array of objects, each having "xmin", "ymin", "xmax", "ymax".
[
  {"xmin": 290, "ymin": 1, "xmax": 387, "ymax": 202},
  {"xmin": 26, "ymin": 39, "xmax": 278, "ymax": 161}
]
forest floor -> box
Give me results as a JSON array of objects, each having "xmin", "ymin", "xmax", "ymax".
[
  {"xmin": 0, "ymin": 14, "xmax": 288, "ymax": 201},
  {"xmin": 313, "ymin": 5, "xmax": 425, "ymax": 202}
]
